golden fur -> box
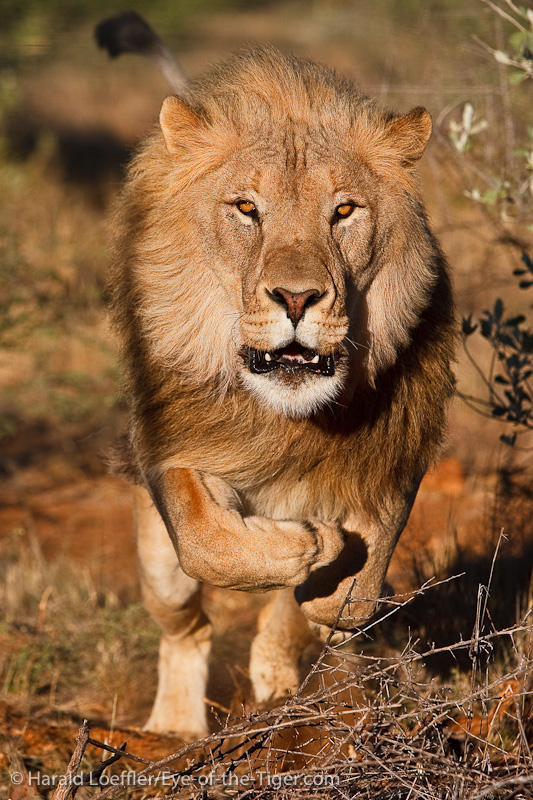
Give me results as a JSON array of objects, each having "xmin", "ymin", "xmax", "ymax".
[{"xmin": 109, "ymin": 45, "xmax": 455, "ymax": 735}]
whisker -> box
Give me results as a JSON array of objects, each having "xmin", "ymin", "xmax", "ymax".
[
  {"xmin": 326, "ymin": 396, "xmax": 348, "ymax": 410},
  {"xmin": 344, "ymin": 335, "xmax": 370, "ymax": 352}
]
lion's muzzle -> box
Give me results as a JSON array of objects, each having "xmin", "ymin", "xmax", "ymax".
[{"xmin": 267, "ymin": 286, "xmax": 325, "ymax": 326}]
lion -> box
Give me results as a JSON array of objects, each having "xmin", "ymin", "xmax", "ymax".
[{"xmin": 102, "ymin": 14, "xmax": 455, "ymax": 739}]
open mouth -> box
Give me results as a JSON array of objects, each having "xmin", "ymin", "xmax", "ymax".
[{"xmin": 248, "ymin": 343, "xmax": 335, "ymax": 376}]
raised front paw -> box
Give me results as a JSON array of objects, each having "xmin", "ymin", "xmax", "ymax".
[
  {"xmin": 306, "ymin": 519, "xmax": 346, "ymax": 571},
  {"xmin": 244, "ymin": 516, "xmax": 345, "ymax": 587}
]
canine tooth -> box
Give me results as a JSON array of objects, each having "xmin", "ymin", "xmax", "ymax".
[
  {"xmin": 265, "ymin": 352, "xmax": 272, "ymax": 361},
  {"xmin": 310, "ymin": 355, "xmax": 320, "ymax": 363}
]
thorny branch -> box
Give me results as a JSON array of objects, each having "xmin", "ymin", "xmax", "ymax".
[{"xmin": 73, "ymin": 574, "xmax": 532, "ymax": 800}]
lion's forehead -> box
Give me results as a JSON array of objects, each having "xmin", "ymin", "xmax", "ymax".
[{"xmin": 218, "ymin": 133, "xmax": 376, "ymax": 203}]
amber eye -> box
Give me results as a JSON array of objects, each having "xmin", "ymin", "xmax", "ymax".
[
  {"xmin": 335, "ymin": 203, "xmax": 355, "ymax": 219},
  {"xmin": 236, "ymin": 200, "xmax": 256, "ymax": 216}
]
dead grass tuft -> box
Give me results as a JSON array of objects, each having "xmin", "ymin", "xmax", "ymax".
[{"xmin": 0, "ymin": 535, "xmax": 158, "ymax": 734}]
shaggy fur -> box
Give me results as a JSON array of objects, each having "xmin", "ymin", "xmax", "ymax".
[{"xmin": 109, "ymin": 45, "xmax": 455, "ymax": 736}]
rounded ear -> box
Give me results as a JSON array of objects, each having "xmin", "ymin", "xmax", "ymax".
[
  {"xmin": 159, "ymin": 95, "xmax": 203, "ymax": 154},
  {"xmin": 386, "ymin": 106, "xmax": 432, "ymax": 166}
]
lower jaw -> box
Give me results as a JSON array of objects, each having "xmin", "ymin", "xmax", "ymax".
[
  {"xmin": 240, "ymin": 364, "xmax": 345, "ymax": 418},
  {"xmin": 269, "ymin": 368, "xmax": 319, "ymax": 388}
]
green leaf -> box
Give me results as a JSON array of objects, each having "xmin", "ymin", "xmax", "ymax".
[
  {"xmin": 522, "ymin": 334, "xmax": 533, "ymax": 353},
  {"xmin": 461, "ymin": 315, "xmax": 478, "ymax": 336},
  {"xmin": 506, "ymin": 315, "xmax": 526, "ymax": 326},
  {"xmin": 480, "ymin": 318, "xmax": 493, "ymax": 338},
  {"xmin": 498, "ymin": 334, "xmax": 517, "ymax": 348},
  {"xmin": 521, "ymin": 251, "xmax": 533, "ymax": 271},
  {"xmin": 509, "ymin": 70, "xmax": 527, "ymax": 85},
  {"xmin": 492, "ymin": 406, "xmax": 507, "ymax": 417},
  {"xmin": 482, "ymin": 188, "xmax": 502, "ymax": 205},
  {"xmin": 500, "ymin": 433, "xmax": 517, "ymax": 447}
]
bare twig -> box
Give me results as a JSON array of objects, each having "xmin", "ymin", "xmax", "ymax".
[
  {"xmin": 481, "ymin": 0, "xmax": 528, "ymax": 33},
  {"xmin": 470, "ymin": 772, "xmax": 533, "ymax": 799},
  {"xmin": 73, "ymin": 743, "xmax": 127, "ymax": 798},
  {"xmin": 52, "ymin": 720, "xmax": 92, "ymax": 800}
]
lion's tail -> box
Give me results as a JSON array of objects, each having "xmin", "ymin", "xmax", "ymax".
[{"xmin": 95, "ymin": 11, "xmax": 189, "ymax": 95}]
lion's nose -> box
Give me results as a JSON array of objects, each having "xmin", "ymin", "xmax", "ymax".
[{"xmin": 268, "ymin": 287, "xmax": 324, "ymax": 325}]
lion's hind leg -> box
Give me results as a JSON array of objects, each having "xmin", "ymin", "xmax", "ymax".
[
  {"xmin": 249, "ymin": 589, "xmax": 314, "ymax": 704},
  {"xmin": 135, "ymin": 486, "xmax": 212, "ymax": 740}
]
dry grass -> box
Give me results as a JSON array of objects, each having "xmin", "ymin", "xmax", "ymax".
[{"xmin": 0, "ymin": 531, "xmax": 158, "ymax": 724}]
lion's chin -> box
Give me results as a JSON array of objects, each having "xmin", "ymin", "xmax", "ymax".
[{"xmin": 240, "ymin": 362, "xmax": 346, "ymax": 418}]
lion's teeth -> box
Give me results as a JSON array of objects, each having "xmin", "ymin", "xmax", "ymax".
[
  {"xmin": 310, "ymin": 355, "xmax": 320, "ymax": 364},
  {"xmin": 265, "ymin": 352, "xmax": 272, "ymax": 362}
]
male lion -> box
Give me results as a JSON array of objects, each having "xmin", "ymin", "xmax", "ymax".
[{"xmin": 102, "ymin": 13, "xmax": 455, "ymax": 739}]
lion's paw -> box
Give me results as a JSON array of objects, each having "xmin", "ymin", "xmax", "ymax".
[
  {"xmin": 279, "ymin": 519, "xmax": 344, "ymax": 584},
  {"xmin": 307, "ymin": 620, "xmax": 353, "ymax": 645},
  {"xmin": 306, "ymin": 519, "xmax": 345, "ymax": 570},
  {"xmin": 241, "ymin": 516, "xmax": 344, "ymax": 587}
]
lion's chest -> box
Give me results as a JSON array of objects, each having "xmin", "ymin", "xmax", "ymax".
[{"xmin": 238, "ymin": 466, "xmax": 354, "ymax": 524}]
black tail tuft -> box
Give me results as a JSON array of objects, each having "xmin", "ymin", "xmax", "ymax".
[{"xmin": 95, "ymin": 11, "xmax": 158, "ymax": 59}]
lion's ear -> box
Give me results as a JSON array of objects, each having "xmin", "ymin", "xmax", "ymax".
[
  {"xmin": 386, "ymin": 107, "xmax": 432, "ymax": 166},
  {"xmin": 159, "ymin": 95, "xmax": 203, "ymax": 154}
]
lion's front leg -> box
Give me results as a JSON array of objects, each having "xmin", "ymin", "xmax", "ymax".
[
  {"xmin": 294, "ymin": 504, "xmax": 417, "ymax": 631},
  {"xmin": 149, "ymin": 467, "xmax": 345, "ymax": 592}
]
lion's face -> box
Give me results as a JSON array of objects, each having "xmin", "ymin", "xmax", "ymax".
[
  {"xmin": 136, "ymin": 55, "xmax": 436, "ymax": 419},
  {"xmin": 193, "ymin": 138, "xmax": 382, "ymax": 417}
]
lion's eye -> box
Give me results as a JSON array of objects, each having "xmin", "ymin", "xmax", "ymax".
[
  {"xmin": 236, "ymin": 200, "xmax": 256, "ymax": 216},
  {"xmin": 334, "ymin": 203, "xmax": 355, "ymax": 219}
]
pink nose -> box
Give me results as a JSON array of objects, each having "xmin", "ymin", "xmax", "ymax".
[{"xmin": 270, "ymin": 287, "xmax": 322, "ymax": 325}]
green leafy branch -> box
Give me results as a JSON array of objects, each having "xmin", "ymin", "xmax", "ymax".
[
  {"xmin": 475, "ymin": 0, "xmax": 533, "ymax": 83},
  {"xmin": 461, "ymin": 252, "xmax": 533, "ymax": 446}
]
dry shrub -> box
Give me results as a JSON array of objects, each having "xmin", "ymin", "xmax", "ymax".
[{"xmin": 55, "ymin": 575, "xmax": 532, "ymax": 800}]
